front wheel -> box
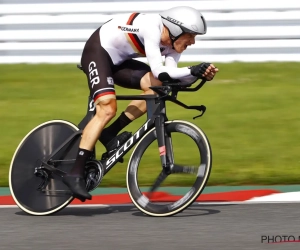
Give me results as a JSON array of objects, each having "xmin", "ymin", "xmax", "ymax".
[{"xmin": 126, "ymin": 120, "xmax": 212, "ymax": 217}]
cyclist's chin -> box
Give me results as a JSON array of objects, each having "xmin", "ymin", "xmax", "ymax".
[{"xmin": 174, "ymin": 46, "xmax": 186, "ymax": 53}]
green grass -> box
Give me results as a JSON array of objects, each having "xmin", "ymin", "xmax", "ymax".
[{"xmin": 0, "ymin": 62, "xmax": 300, "ymax": 187}]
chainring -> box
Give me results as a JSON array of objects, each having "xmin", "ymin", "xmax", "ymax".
[{"xmin": 84, "ymin": 160, "xmax": 104, "ymax": 192}]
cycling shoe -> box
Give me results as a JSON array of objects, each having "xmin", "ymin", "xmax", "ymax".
[
  {"xmin": 104, "ymin": 131, "xmax": 132, "ymax": 154},
  {"xmin": 62, "ymin": 175, "xmax": 92, "ymax": 201}
]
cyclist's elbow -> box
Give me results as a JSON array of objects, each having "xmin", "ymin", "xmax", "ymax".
[
  {"xmin": 151, "ymin": 66, "xmax": 167, "ymax": 80},
  {"xmin": 150, "ymin": 69, "xmax": 160, "ymax": 80}
]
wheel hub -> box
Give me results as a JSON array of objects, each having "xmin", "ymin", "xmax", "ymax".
[{"xmin": 34, "ymin": 168, "xmax": 50, "ymax": 191}]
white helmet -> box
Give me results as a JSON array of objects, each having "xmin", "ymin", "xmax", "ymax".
[{"xmin": 159, "ymin": 6, "xmax": 207, "ymax": 39}]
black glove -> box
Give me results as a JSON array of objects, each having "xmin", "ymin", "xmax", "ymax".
[{"xmin": 189, "ymin": 62, "xmax": 211, "ymax": 78}]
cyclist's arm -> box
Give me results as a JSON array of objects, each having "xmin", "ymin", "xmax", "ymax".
[
  {"xmin": 164, "ymin": 51, "xmax": 180, "ymax": 67},
  {"xmin": 143, "ymin": 27, "xmax": 193, "ymax": 79},
  {"xmin": 164, "ymin": 52, "xmax": 198, "ymax": 83}
]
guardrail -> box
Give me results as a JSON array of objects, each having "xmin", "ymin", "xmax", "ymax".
[{"xmin": 0, "ymin": 0, "xmax": 299, "ymax": 63}]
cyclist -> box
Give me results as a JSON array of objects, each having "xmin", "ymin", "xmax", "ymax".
[{"xmin": 62, "ymin": 6, "xmax": 219, "ymax": 201}]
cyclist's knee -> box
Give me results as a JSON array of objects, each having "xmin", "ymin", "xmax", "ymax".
[
  {"xmin": 95, "ymin": 97, "xmax": 117, "ymax": 120},
  {"xmin": 140, "ymin": 72, "xmax": 162, "ymax": 92}
]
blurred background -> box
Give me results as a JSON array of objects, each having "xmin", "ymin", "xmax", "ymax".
[
  {"xmin": 0, "ymin": 0, "xmax": 300, "ymax": 187},
  {"xmin": 1, "ymin": 0, "xmax": 300, "ymax": 63}
]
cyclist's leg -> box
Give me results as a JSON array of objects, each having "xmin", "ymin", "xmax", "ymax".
[
  {"xmin": 63, "ymin": 27, "xmax": 116, "ymax": 200},
  {"xmin": 125, "ymin": 71, "xmax": 162, "ymax": 120},
  {"xmin": 99, "ymin": 60, "xmax": 161, "ymax": 145},
  {"xmin": 114, "ymin": 59, "xmax": 162, "ymax": 120}
]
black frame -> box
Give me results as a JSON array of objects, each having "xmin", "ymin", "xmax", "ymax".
[{"xmin": 40, "ymin": 77, "xmax": 207, "ymax": 178}]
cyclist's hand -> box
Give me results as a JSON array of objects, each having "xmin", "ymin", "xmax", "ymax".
[
  {"xmin": 190, "ymin": 62, "xmax": 219, "ymax": 81},
  {"xmin": 204, "ymin": 63, "xmax": 219, "ymax": 81}
]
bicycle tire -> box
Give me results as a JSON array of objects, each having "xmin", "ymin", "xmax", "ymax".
[
  {"xmin": 9, "ymin": 120, "xmax": 80, "ymax": 215},
  {"xmin": 126, "ymin": 120, "xmax": 212, "ymax": 217}
]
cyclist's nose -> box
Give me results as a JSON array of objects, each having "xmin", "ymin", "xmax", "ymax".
[{"xmin": 191, "ymin": 37, "xmax": 195, "ymax": 44}]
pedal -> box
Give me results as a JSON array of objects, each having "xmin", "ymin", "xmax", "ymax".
[
  {"xmin": 101, "ymin": 152, "xmax": 108, "ymax": 161},
  {"xmin": 101, "ymin": 131, "xmax": 132, "ymax": 163},
  {"xmin": 104, "ymin": 131, "xmax": 132, "ymax": 152},
  {"xmin": 101, "ymin": 150, "xmax": 124, "ymax": 163},
  {"xmin": 108, "ymin": 148, "xmax": 125, "ymax": 163}
]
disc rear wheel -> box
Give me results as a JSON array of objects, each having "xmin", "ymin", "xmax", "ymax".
[{"xmin": 9, "ymin": 120, "xmax": 81, "ymax": 215}]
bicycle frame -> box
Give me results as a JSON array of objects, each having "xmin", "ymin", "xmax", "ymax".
[
  {"xmin": 42, "ymin": 77, "xmax": 207, "ymax": 177},
  {"xmin": 104, "ymin": 94, "xmax": 169, "ymax": 174}
]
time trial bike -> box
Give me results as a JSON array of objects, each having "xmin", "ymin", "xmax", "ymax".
[{"xmin": 9, "ymin": 66, "xmax": 212, "ymax": 217}]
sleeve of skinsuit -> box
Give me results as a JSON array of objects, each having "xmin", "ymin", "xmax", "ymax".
[
  {"xmin": 164, "ymin": 51, "xmax": 199, "ymax": 83},
  {"xmin": 143, "ymin": 23, "xmax": 194, "ymax": 80}
]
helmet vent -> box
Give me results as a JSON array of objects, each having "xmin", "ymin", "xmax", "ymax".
[{"xmin": 201, "ymin": 16, "xmax": 207, "ymax": 33}]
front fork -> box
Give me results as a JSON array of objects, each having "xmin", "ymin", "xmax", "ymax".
[{"xmin": 155, "ymin": 113, "xmax": 174, "ymax": 174}]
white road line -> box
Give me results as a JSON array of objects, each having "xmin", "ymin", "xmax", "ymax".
[
  {"xmin": 2, "ymin": 191, "xmax": 300, "ymax": 208},
  {"xmin": 2, "ymin": 200, "xmax": 300, "ymax": 209},
  {"xmin": 0, "ymin": 204, "xmax": 110, "ymax": 209},
  {"xmin": 0, "ymin": 205, "xmax": 18, "ymax": 208},
  {"xmin": 197, "ymin": 201, "xmax": 300, "ymax": 205}
]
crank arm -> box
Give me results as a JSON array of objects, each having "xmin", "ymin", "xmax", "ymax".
[
  {"xmin": 40, "ymin": 162, "xmax": 67, "ymax": 177},
  {"xmin": 40, "ymin": 189, "xmax": 72, "ymax": 195}
]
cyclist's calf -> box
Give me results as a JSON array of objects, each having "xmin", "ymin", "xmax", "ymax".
[
  {"xmin": 95, "ymin": 98, "xmax": 117, "ymax": 124},
  {"xmin": 123, "ymin": 72, "xmax": 162, "ymax": 121}
]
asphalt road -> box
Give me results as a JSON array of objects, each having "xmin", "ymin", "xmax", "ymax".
[{"xmin": 1, "ymin": 203, "xmax": 300, "ymax": 250}]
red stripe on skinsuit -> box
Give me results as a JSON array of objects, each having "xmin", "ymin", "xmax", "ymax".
[
  {"xmin": 126, "ymin": 13, "xmax": 145, "ymax": 55},
  {"xmin": 126, "ymin": 13, "xmax": 138, "ymax": 25},
  {"xmin": 127, "ymin": 33, "xmax": 145, "ymax": 55},
  {"xmin": 94, "ymin": 91, "xmax": 115, "ymax": 102}
]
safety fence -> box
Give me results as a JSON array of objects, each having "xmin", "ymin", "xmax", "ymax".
[{"xmin": 0, "ymin": 0, "xmax": 299, "ymax": 63}]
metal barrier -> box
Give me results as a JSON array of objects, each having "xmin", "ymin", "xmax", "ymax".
[{"xmin": 0, "ymin": 0, "xmax": 299, "ymax": 63}]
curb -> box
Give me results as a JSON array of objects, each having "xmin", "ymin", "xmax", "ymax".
[
  {"xmin": 0, "ymin": 188, "xmax": 283, "ymax": 205},
  {"xmin": 2, "ymin": 186, "xmax": 300, "ymax": 206},
  {"xmin": 2, "ymin": 185, "xmax": 300, "ymax": 196}
]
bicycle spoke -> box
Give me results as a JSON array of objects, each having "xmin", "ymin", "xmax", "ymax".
[
  {"xmin": 147, "ymin": 170, "xmax": 168, "ymax": 198},
  {"xmin": 170, "ymin": 164, "xmax": 198, "ymax": 175}
]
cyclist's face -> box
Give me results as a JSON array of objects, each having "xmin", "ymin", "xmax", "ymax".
[{"xmin": 173, "ymin": 33, "xmax": 196, "ymax": 53}]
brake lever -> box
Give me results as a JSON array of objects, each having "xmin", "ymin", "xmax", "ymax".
[{"xmin": 191, "ymin": 105, "xmax": 206, "ymax": 119}]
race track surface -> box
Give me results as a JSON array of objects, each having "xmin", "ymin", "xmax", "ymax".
[{"xmin": 1, "ymin": 203, "xmax": 300, "ymax": 250}]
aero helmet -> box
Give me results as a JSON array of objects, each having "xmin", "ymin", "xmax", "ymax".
[{"xmin": 159, "ymin": 6, "xmax": 207, "ymax": 42}]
